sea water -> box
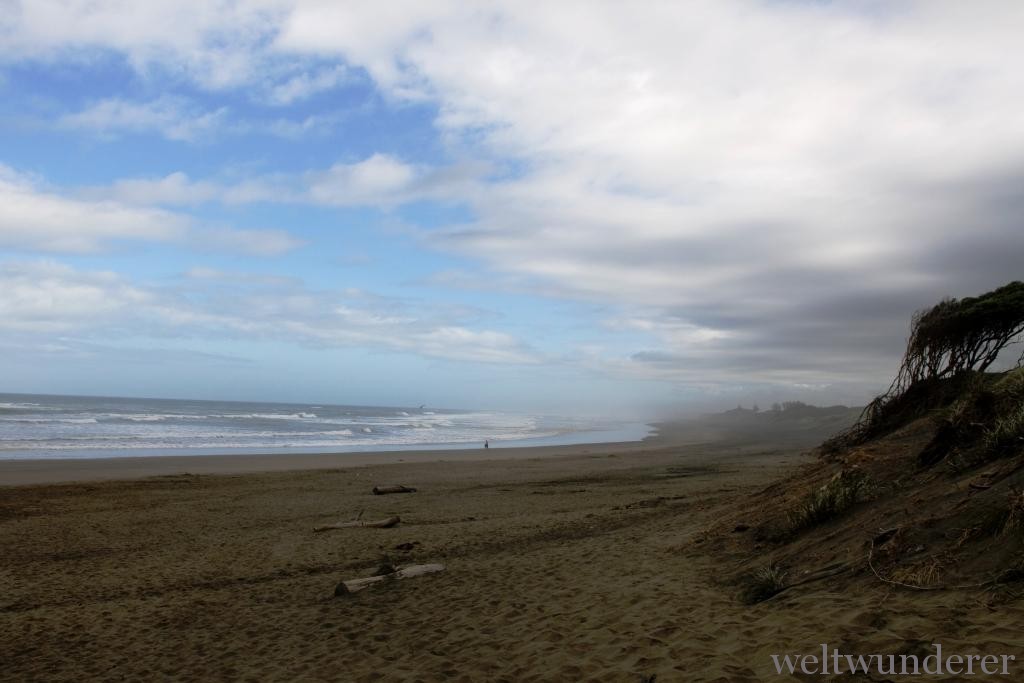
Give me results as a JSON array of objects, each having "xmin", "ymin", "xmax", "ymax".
[{"xmin": 0, "ymin": 393, "xmax": 650, "ymax": 459}]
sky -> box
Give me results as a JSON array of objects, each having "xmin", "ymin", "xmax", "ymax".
[{"xmin": 1, "ymin": 1, "xmax": 1023, "ymax": 417}]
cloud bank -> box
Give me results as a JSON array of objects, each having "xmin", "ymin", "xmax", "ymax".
[
  {"xmin": 5, "ymin": 1, "xmax": 1024, "ymax": 402},
  {"xmin": 0, "ymin": 261, "xmax": 539, "ymax": 366},
  {"xmin": 278, "ymin": 1, "xmax": 1024, "ymax": 396}
]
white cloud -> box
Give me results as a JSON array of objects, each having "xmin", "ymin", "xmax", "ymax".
[
  {"xmin": 1, "ymin": 165, "xmax": 304, "ymax": 256},
  {"xmin": 307, "ymin": 154, "xmax": 418, "ymax": 206},
  {"xmin": 0, "ymin": 165, "xmax": 185, "ymax": 252},
  {"xmin": 0, "ymin": 1, "xmax": 349, "ymax": 103},
  {"xmin": 97, "ymin": 172, "xmax": 222, "ymax": 205},
  {"xmin": 268, "ymin": 64, "xmax": 350, "ymax": 104},
  {"xmin": 201, "ymin": 227, "xmax": 306, "ymax": 256},
  {"xmin": 182, "ymin": 266, "xmax": 298, "ymax": 287},
  {"xmin": 60, "ymin": 96, "xmax": 346, "ymax": 143},
  {"xmin": 246, "ymin": 113, "xmax": 345, "ymax": 139},
  {"xmin": 0, "ymin": 0, "xmax": 288, "ymax": 89},
  {"xmin": 86, "ymin": 154, "xmax": 463, "ymax": 208},
  {"xmin": 0, "ymin": 259, "xmax": 540, "ymax": 365},
  {"xmin": 60, "ymin": 96, "xmax": 227, "ymax": 141},
  {"xmin": 0, "ymin": 261, "xmax": 150, "ymax": 332},
  {"xmin": 607, "ymin": 315, "xmax": 733, "ymax": 346}
]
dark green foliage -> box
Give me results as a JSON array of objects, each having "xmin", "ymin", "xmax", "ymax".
[{"xmin": 901, "ymin": 282, "xmax": 1024, "ymax": 384}]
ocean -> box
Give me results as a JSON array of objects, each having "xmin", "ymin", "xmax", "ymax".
[{"xmin": 0, "ymin": 393, "xmax": 651, "ymax": 459}]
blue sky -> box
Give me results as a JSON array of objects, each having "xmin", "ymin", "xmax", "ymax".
[{"xmin": 2, "ymin": 1, "xmax": 1023, "ymax": 416}]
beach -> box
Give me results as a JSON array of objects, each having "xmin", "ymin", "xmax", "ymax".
[
  {"xmin": 6, "ymin": 2, "xmax": 1024, "ymax": 680},
  {"xmin": 3, "ymin": 422, "xmax": 1022, "ymax": 681}
]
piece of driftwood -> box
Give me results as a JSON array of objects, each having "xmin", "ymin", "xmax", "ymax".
[
  {"xmin": 313, "ymin": 515, "xmax": 401, "ymax": 532},
  {"xmin": 373, "ymin": 485, "xmax": 417, "ymax": 495},
  {"xmin": 334, "ymin": 563, "xmax": 445, "ymax": 595}
]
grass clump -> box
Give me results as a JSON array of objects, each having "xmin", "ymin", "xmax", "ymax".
[
  {"xmin": 787, "ymin": 468, "xmax": 870, "ymax": 533},
  {"xmin": 740, "ymin": 562, "xmax": 788, "ymax": 604},
  {"xmin": 980, "ymin": 404, "xmax": 1024, "ymax": 461},
  {"xmin": 919, "ymin": 368, "xmax": 1024, "ymax": 469},
  {"xmin": 977, "ymin": 369, "xmax": 1024, "ymax": 463}
]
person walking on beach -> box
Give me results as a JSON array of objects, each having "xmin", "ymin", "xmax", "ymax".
[{"xmin": 484, "ymin": 440, "xmax": 489, "ymax": 449}]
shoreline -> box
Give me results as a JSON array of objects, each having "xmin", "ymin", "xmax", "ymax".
[
  {"xmin": 0, "ymin": 420, "xmax": 654, "ymax": 462},
  {"xmin": 0, "ymin": 427, "xmax": 671, "ymax": 486}
]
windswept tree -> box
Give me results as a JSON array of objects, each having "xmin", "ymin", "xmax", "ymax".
[
  {"xmin": 894, "ymin": 281, "xmax": 1024, "ymax": 389},
  {"xmin": 827, "ymin": 281, "xmax": 1024, "ymax": 450}
]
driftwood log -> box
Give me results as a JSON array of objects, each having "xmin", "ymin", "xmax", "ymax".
[
  {"xmin": 313, "ymin": 515, "xmax": 401, "ymax": 532},
  {"xmin": 334, "ymin": 563, "xmax": 445, "ymax": 595},
  {"xmin": 372, "ymin": 485, "xmax": 417, "ymax": 495}
]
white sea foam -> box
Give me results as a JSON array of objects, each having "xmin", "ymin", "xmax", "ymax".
[
  {"xmin": 0, "ymin": 417, "xmax": 99, "ymax": 424},
  {"xmin": 0, "ymin": 393, "xmax": 632, "ymax": 458},
  {"xmin": 213, "ymin": 412, "xmax": 318, "ymax": 420}
]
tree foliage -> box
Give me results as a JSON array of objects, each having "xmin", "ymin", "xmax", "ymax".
[
  {"xmin": 895, "ymin": 281, "xmax": 1024, "ymax": 390},
  {"xmin": 826, "ymin": 281, "xmax": 1024, "ymax": 451}
]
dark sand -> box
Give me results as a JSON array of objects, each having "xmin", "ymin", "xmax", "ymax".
[{"xmin": 2, "ymin": 421, "xmax": 1021, "ymax": 681}]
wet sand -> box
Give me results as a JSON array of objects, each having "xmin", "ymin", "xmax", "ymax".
[{"xmin": 0, "ymin": 439, "xmax": 665, "ymax": 487}]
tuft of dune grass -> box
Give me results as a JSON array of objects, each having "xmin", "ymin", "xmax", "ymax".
[
  {"xmin": 740, "ymin": 562, "xmax": 788, "ymax": 604},
  {"xmin": 980, "ymin": 404, "xmax": 1024, "ymax": 461},
  {"xmin": 787, "ymin": 468, "xmax": 870, "ymax": 533}
]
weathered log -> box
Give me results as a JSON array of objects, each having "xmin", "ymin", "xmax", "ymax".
[
  {"xmin": 313, "ymin": 515, "xmax": 401, "ymax": 532},
  {"xmin": 334, "ymin": 563, "xmax": 445, "ymax": 596},
  {"xmin": 372, "ymin": 485, "xmax": 417, "ymax": 495}
]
